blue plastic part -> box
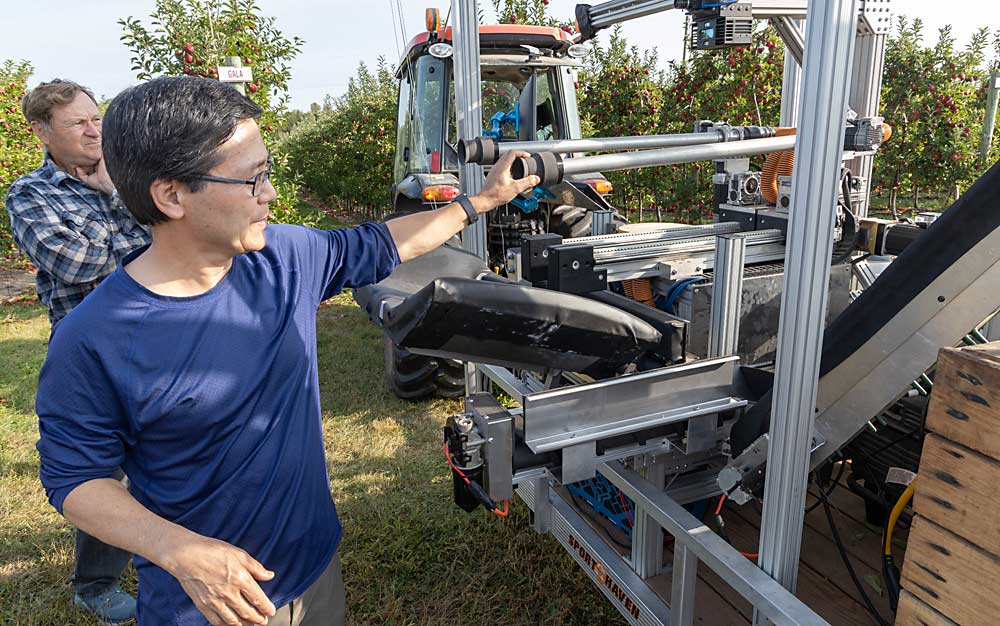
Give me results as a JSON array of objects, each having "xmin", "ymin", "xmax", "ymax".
[
  {"xmin": 567, "ymin": 474, "xmax": 633, "ymax": 538},
  {"xmin": 483, "ymin": 103, "xmax": 519, "ymax": 140},
  {"xmin": 510, "ymin": 187, "xmax": 554, "ymax": 214}
]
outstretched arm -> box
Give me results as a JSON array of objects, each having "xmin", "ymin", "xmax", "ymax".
[{"xmin": 385, "ymin": 150, "xmax": 539, "ymax": 261}]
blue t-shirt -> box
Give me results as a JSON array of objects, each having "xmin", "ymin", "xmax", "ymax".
[{"xmin": 36, "ymin": 223, "xmax": 400, "ymax": 625}]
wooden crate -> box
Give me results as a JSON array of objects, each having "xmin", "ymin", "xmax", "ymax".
[
  {"xmin": 898, "ymin": 343, "xmax": 1000, "ymax": 626},
  {"xmin": 895, "ymin": 591, "xmax": 959, "ymax": 626},
  {"xmin": 925, "ymin": 344, "xmax": 1000, "ymax": 459}
]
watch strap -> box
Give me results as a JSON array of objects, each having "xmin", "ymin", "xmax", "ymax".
[{"xmin": 455, "ymin": 194, "xmax": 478, "ymax": 225}]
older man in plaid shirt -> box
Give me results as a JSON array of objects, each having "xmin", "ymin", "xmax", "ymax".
[
  {"xmin": 5, "ymin": 79, "xmax": 149, "ymax": 624},
  {"xmin": 6, "ymin": 79, "xmax": 150, "ymax": 326}
]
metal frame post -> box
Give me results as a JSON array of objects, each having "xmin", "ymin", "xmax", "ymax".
[
  {"xmin": 631, "ymin": 456, "xmax": 666, "ymax": 578},
  {"xmin": 708, "ymin": 233, "xmax": 748, "ymax": 358},
  {"xmin": 755, "ymin": 0, "xmax": 860, "ymax": 613},
  {"xmin": 452, "ymin": 0, "xmax": 488, "ymax": 395},
  {"xmin": 591, "ymin": 209, "xmax": 614, "ymax": 236},
  {"xmin": 452, "ymin": 0, "xmax": 487, "ymax": 260},
  {"xmin": 779, "ymin": 20, "xmax": 803, "ymax": 127},
  {"xmin": 688, "ymin": 233, "xmax": 748, "ymax": 454},
  {"xmin": 846, "ymin": 1, "xmax": 890, "ymax": 217},
  {"xmin": 771, "ymin": 16, "xmax": 805, "ymax": 67}
]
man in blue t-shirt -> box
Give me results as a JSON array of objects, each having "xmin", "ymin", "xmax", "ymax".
[{"xmin": 35, "ymin": 76, "xmax": 539, "ymax": 626}]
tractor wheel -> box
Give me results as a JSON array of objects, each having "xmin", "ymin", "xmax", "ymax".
[
  {"xmin": 383, "ymin": 333, "xmax": 465, "ymax": 400},
  {"xmin": 549, "ymin": 205, "xmax": 627, "ymax": 239}
]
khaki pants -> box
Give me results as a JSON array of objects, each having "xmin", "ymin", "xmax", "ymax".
[{"xmin": 268, "ymin": 553, "xmax": 345, "ymax": 626}]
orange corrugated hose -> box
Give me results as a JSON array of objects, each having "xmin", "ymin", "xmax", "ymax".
[
  {"xmin": 761, "ymin": 127, "xmax": 797, "ymax": 205},
  {"xmin": 622, "ymin": 278, "xmax": 656, "ymax": 306}
]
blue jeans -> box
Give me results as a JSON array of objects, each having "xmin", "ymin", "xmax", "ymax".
[
  {"xmin": 72, "ymin": 468, "xmax": 132, "ymax": 597},
  {"xmin": 73, "ymin": 529, "xmax": 132, "ymax": 596}
]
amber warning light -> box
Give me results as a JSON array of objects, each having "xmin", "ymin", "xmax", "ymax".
[{"xmin": 426, "ymin": 8, "xmax": 441, "ymax": 32}]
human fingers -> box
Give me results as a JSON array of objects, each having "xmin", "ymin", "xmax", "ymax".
[{"xmin": 238, "ymin": 553, "xmax": 276, "ymax": 617}]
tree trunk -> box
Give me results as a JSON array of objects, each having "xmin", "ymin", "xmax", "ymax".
[
  {"xmin": 913, "ymin": 186, "xmax": 920, "ymax": 211},
  {"xmin": 655, "ymin": 205, "xmax": 662, "ymax": 221}
]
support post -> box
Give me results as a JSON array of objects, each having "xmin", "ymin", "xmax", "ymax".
[
  {"xmin": 591, "ymin": 209, "xmax": 614, "ymax": 236},
  {"xmin": 846, "ymin": 5, "xmax": 889, "ymax": 217},
  {"xmin": 631, "ymin": 457, "xmax": 666, "ymax": 578},
  {"xmin": 981, "ymin": 71, "xmax": 1000, "ymax": 164},
  {"xmin": 755, "ymin": 0, "xmax": 860, "ymax": 617},
  {"xmin": 452, "ymin": 0, "xmax": 487, "ymax": 260},
  {"xmin": 708, "ymin": 233, "xmax": 747, "ymax": 358},
  {"xmin": 779, "ymin": 20, "xmax": 803, "ymax": 127},
  {"xmin": 670, "ymin": 545, "xmax": 697, "ymax": 626},
  {"xmin": 224, "ymin": 56, "xmax": 246, "ymax": 96}
]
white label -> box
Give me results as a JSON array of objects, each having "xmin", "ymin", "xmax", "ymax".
[{"xmin": 218, "ymin": 67, "xmax": 253, "ymax": 83}]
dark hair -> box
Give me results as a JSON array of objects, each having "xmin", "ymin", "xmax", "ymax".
[
  {"xmin": 102, "ymin": 76, "xmax": 263, "ymax": 225},
  {"xmin": 22, "ymin": 79, "xmax": 98, "ymax": 125}
]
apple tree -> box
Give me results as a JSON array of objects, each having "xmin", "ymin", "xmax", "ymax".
[
  {"xmin": 119, "ymin": 0, "xmax": 312, "ymax": 224},
  {"xmin": 873, "ymin": 18, "xmax": 992, "ymax": 214},
  {"xmin": 277, "ymin": 60, "xmax": 398, "ymax": 220},
  {"xmin": 0, "ymin": 60, "xmax": 42, "ymax": 268}
]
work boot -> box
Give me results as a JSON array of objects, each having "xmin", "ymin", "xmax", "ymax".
[{"xmin": 73, "ymin": 586, "xmax": 136, "ymax": 625}]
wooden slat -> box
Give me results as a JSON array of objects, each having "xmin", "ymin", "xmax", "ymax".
[
  {"xmin": 727, "ymin": 499, "xmax": 895, "ymax": 624},
  {"xmin": 927, "ymin": 345, "xmax": 1000, "ymax": 460},
  {"xmin": 894, "ymin": 590, "xmax": 959, "ymax": 626},
  {"xmin": 649, "ymin": 551, "xmax": 753, "ymax": 626},
  {"xmin": 900, "ymin": 515, "xmax": 1000, "ymax": 626},
  {"xmin": 913, "ymin": 434, "xmax": 1000, "ymax": 556}
]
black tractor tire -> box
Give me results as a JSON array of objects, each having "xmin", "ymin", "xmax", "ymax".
[
  {"xmin": 383, "ymin": 333, "xmax": 465, "ymax": 400},
  {"xmin": 549, "ymin": 204, "xmax": 627, "ymax": 239}
]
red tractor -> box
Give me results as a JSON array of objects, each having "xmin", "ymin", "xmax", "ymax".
[
  {"xmin": 376, "ymin": 11, "xmax": 624, "ymax": 399},
  {"xmin": 390, "ymin": 11, "xmax": 624, "ymax": 268}
]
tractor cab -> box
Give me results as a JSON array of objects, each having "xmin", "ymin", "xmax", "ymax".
[{"xmin": 391, "ymin": 12, "xmax": 620, "ymax": 266}]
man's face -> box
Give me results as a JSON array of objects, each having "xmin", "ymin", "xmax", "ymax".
[
  {"xmin": 33, "ymin": 91, "xmax": 103, "ymax": 169},
  {"xmin": 182, "ymin": 119, "xmax": 277, "ymax": 256}
]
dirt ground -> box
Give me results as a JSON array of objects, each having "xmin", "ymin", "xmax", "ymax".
[{"xmin": 0, "ymin": 267, "xmax": 37, "ymax": 303}]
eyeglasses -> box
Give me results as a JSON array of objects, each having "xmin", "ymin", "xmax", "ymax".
[{"xmin": 191, "ymin": 156, "xmax": 274, "ymax": 197}]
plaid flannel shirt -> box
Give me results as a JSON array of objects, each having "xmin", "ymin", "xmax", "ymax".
[{"xmin": 5, "ymin": 155, "xmax": 151, "ymax": 324}]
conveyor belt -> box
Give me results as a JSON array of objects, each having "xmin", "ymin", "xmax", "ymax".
[{"xmin": 727, "ymin": 159, "xmax": 1000, "ymax": 483}]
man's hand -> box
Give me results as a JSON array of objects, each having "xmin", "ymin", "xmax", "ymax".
[
  {"xmin": 75, "ymin": 157, "xmax": 116, "ymax": 196},
  {"xmin": 163, "ymin": 535, "xmax": 277, "ymax": 626},
  {"xmin": 473, "ymin": 150, "xmax": 541, "ymax": 214}
]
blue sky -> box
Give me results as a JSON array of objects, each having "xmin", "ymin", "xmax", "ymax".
[{"xmin": 0, "ymin": 1, "xmax": 990, "ymax": 111}]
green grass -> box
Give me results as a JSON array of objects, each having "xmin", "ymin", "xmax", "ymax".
[{"xmin": 0, "ymin": 295, "xmax": 626, "ymax": 625}]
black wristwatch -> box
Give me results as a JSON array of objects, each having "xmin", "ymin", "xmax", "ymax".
[{"xmin": 454, "ymin": 194, "xmax": 479, "ymax": 225}]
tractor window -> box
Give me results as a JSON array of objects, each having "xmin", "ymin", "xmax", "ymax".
[
  {"xmin": 536, "ymin": 70, "xmax": 563, "ymax": 141},
  {"xmin": 410, "ymin": 55, "xmax": 446, "ymax": 173},
  {"xmin": 393, "ymin": 68, "xmax": 413, "ymax": 181},
  {"xmin": 481, "ymin": 80, "xmax": 521, "ymax": 137}
]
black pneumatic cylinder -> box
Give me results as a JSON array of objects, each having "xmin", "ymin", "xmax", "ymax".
[
  {"xmin": 511, "ymin": 152, "xmax": 564, "ymax": 187},
  {"xmin": 458, "ymin": 137, "xmax": 501, "ymax": 165}
]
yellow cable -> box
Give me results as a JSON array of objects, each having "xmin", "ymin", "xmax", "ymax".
[{"xmin": 884, "ymin": 481, "xmax": 914, "ymax": 556}]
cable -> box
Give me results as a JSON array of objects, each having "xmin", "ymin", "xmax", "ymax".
[
  {"xmin": 445, "ymin": 441, "xmax": 508, "ymax": 517},
  {"xmin": 617, "ymin": 487, "xmax": 634, "ymax": 527},
  {"xmin": 804, "ymin": 458, "xmax": 847, "ymax": 515},
  {"xmin": 710, "ymin": 496, "xmax": 758, "ymax": 559},
  {"xmin": 658, "ymin": 277, "xmax": 704, "ymax": 314},
  {"xmin": 444, "ymin": 441, "xmax": 471, "ymax": 485},
  {"xmin": 820, "ymin": 482, "xmax": 892, "ymax": 626},
  {"xmin": 882, "ymin": 482, "xmax": 914, "ymax": 612}
]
